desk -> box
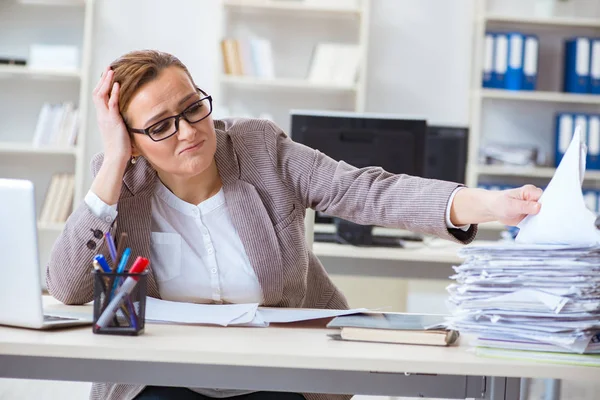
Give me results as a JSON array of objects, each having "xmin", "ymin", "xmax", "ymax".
[{"xmin": 0, "ymin": 298, "xmax": 597, "ymax": 400}]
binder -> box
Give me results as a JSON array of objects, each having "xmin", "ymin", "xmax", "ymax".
[
  {"xmin": 506, "ymin": 33, "xmax": 524, "ymax": 90},
  {"xmin": 591, "ymin": 38, "xmax": 600, "ymax": 95},
  {"xmin": 555, "ymin": 113, "xmax": 574, "ymax": 167},
  {"xmin": 588, "ymin": 114, "xmax": 600, "ymax": 170},
  {"xmin": 493, "ymin": 33, "xmax": 508, "ymax": 89},
  {"xmin": 564, "ymin": 37, "xmax": 591, "ymax": 93},
  {"xmin": 482, "ymin": 32, "xmax": 495, "ymax": 88},
  {"xmin": 522, "ymin": 35, "xmax": 539, "ymax": 91}
]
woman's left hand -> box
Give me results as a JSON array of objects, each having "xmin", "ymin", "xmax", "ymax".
[{"xmin": 488, "ymin": 184, "xmax": 543, "ymax": 226}]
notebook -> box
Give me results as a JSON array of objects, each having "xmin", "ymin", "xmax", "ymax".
[{"xmin": 326, "ymin": 312, "xmax": 459, "ymax": 346}]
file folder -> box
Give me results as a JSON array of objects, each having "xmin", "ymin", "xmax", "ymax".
[
  {"xmin": 591, "ymin": 38, "xmax": 600, "ymax": 95},
  {"xmin": 493, "ymin": 33, "xmax": 508, "ymax": 89},
  {"xmin": 555, "ymin": 113, "xmax": 574, "ymax": 167},
  {"xmin": 506, "ymin": 33, "xmax": 524, "ymax": 90},
  {"xmin": 482, "ymin": 32, "xmax": 495, "ymax": 88},
  {"xmin": 522, "ymin": 35, "xmax": 539, "ymax": 91},
  {"xmin": 564, "ymin": 37, "xmax": 591, "ymax": 93},
  {"xmin": 588, "ymin": 114, "xmax": 600, "ymax": 170}
]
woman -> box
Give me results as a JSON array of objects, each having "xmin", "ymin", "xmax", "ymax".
[{"xmin": 46, "ymin": 50, "xmax": 542, "ymax": 400}]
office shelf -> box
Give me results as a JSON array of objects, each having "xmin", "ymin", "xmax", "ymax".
[
  {"xmin": 221, "ymin": 75, "xmax": 358, "ymax": 92},
  {"xmin": 478, "ymin": 89, "xmax": 600, "ymax": 105},
  {"xmin": 485, "ymin": 15, "xmax": 600, "ymax": 29},
  {"xmin": 0, "ymin": 65, "xmax": 80, "ymax": 80},
  {"xmin": 223, "ymin": 0, "xmax": 362, "ymax": 16},
  {"xmin": 478, "ymin": 164, "xmax": 600, "ymax": 181},
  {"xmin": 0, "ymin": 142, "xmax": 78, "ymax": 155}
]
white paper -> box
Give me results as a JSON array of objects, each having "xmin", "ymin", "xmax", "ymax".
[
  {"xmin": 145, "ymin": 298, "xmax": 368, "ymax": 327},
  {"xmin": 256, "ymin": 307, "xmax": 368, "ymax": 324},
  {"xmin": 145, "ymin": 298, "xmax": 258, "ymax": 326},
  {"xmin": 516, "ymin": 126, "xmax": 600, "ymax": 245}
]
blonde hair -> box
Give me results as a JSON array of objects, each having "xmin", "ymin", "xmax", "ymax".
[{"xmin": 109, "ymin": 50, "xmax": 196, "ymax": 123}]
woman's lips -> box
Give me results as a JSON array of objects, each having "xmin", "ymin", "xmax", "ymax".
[{"xmin": 179, "ymin": 141, "xmax": 204, "ymax": 154}]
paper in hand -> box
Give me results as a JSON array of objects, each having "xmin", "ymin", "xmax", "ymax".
[{"xmin": 516, "ymin": 126, "xmax": 600, "ymax": 246}]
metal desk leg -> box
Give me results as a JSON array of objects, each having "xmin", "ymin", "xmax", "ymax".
[
  {"xmin": 485, "ymin": 377, "xmax": 521, "ymax": 400},
  {"xmin": 519, "ymin": 378, "xmax": 530, "ymax": 400},
  {"xmin": 543, "ymin": 379, "xmax": 561, "ymax": 400}
]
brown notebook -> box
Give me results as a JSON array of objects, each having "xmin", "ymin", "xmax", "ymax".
[{"xmin": 326, "ymin": 313, "xmax": 459, "ymax": 346}]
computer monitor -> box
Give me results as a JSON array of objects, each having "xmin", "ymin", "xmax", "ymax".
[
  {"xmin": 424, "ymin": 125, "xmax": 468, "ymax": 185},
  {"xmin": 290, "ymin": 110, "xmax": 427, "ymax": 246}
]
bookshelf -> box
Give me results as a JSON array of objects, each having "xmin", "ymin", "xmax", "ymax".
[
  {"xmin": 468, "ymin": 0, "xmax": 600, "ymax": 230},
  {"xmin": 218, "ymin": 0, "xmax": 370, "ymax": 131},
  {"xmin": 0, "ymin": 0, "xmax": 94, "ymax": 279}
]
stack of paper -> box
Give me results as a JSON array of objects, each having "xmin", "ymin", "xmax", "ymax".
[{"xmin": 447, "ymin": 127, "xmax": 600, "ymax": 364}]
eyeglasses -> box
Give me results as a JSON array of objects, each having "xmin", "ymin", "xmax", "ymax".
[{"xmin": 128, "ymin": 88, "xmax": 213, "ymax": 142}]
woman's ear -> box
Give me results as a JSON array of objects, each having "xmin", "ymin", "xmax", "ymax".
[{"xmin": 131, "ymin": 140, "xmax": 141, "ymax": 158}]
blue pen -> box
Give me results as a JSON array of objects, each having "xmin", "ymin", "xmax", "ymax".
[
  {"xmin": 105, "ymin": 232, "xmax": 118, "ymax": 264},
  {"xmin": 111, "ymin": 248, "xmax": 131, "ymax": 298},
  {"xmin": 116, "ymin": 248, "xmax": 131, "ymax": 274},
  {"xmin": 94, "ymin": 255, "xmax": 112, "ymax": 273}
]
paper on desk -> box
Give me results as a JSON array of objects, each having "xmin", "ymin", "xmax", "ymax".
[
  {"xmin": 257, "ymin": 307, "xmax": 368, "ymax": 324},
  {"xmin": 145, "ymin": 297, "xmax": 369, "ymax": 327},
  {"xmin": 516, "ymin": 126, "xmax": 600, "ymax": 246},
  {"xmin": 145, "ymin": 297, "xmax": 258, "ymax": 326}
]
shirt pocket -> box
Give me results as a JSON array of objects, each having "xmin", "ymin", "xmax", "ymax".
[{"xmin": 150, "ymin": 232, "xmax": 182, "ymax": 283}]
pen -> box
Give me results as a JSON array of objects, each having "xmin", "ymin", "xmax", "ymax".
[
  {"xmin": 94, "ymin": 255, "xmax": 112, "ymax": 273},
  {"xmin": 116, "ymin": 232, "xmax": 128, "ymax": 267},
  {"xmin": 95, "ymin": 257, "xmax": 149, "ymax": 330},
  {"xmin": 110, "ymin": 248, "xmax": 131, "ymax": 299},
  {"xmin": 93, "ymin": 262, "xmax": 131, "ymax": 322},
  {"xmin": 105, "ymin": 232, "xmax": 118, "ymax": 265}
]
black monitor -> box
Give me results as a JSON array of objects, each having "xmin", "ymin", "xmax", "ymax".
[
  {"xmin": 291, "ymin": 111, "xmax": 427, "ymax": 178},
  {"xmin": 424, "ymin": 125, "xmax": 468, "ymax": 185},
  {"xmin": 290, "ymin": 111, "xmax": 428, "ymax": 246}
]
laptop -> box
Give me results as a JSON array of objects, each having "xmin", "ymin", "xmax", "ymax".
[{"xmin": 0, "ymin": 178, "xmax": 92, "ymax": 329}]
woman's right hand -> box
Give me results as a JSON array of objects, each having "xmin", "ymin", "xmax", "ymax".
[
  {"xmin": 90, "ymin": 66, "xmax": 132, "ymax": 206},
  {"xmin": 92, "ymin": 66, "xmax": 131, "ymax": 165}
]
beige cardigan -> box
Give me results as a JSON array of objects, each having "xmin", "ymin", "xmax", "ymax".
[{"xmin": 46, "ymin": 118, "xmax": 476, "ymax": 400}]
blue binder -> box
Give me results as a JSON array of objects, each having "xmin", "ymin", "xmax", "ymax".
[
  {"xmin": 564, "ymin": 37, "xmax": 591, "ymax": 93},
  {"xmin": 522, "ymin": 35, "xmax": 539, "ymax": 91},
  {"xmin": 493, "ymin": 33, "xmax": 508, "ymax": 89},
  {"xmin": 505, "ymin": 33, "xmax": 524, "ymax": 90},
  {"xmin": 588, "ymin": 114, "xmax": 600, "ymax": 170},
  {"xmin": 591, "ymin": 38, "xmax": 600, "ymax": 95},
  {"xmin": 555, "ymin": 113, "xmax": 574, "ymax": 167},
  {"xmin": 482, "ymin": 32, "xmax": 495, "ymax": 88}
]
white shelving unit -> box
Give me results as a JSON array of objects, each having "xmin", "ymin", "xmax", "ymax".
[
  {"xmin": 0, "ymin": 0, "xmax": 94, "ymax": 278},
  {"xmin": 468, "ymin": 1, "xmax": 600, "ymax": 231},
  {"xmin": 218, "ymin": 0, "xmax": 370, "ymax": 131}
]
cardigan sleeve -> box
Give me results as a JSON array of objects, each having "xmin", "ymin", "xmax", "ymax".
[{"xmin": 262, "ymin": 120, "xmax": 477, "ymax": 244}]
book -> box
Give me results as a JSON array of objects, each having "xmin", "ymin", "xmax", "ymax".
[{"xmin": 326, "ymin": 313, "xmax": 459, "ymax": 346}]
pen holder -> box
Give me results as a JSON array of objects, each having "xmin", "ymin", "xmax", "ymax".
[{"xmin": 92, "ymin": 270, "xmax": 148, "ymax": 336}]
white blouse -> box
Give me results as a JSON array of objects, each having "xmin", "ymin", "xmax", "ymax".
[{"xmin": 85, "ymin": 180, "xmax": 263, "ymax": 305}]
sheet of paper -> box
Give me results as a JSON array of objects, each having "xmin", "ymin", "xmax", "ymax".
[
  {"xmin": 145, "ymin": 297, "xmax": 258, "ymax": 326},
  {"xmin": 256, "ymin": 307, "xmax": 369, "ymax": 324},
  {"xmin": 516, "ymin": 126, "xmax": 600, "ymax": 246}
]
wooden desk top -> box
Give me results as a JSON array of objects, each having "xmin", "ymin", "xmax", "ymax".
[{"xmin": 0, "ymin": 297, "xmax": 596, "ymax": 382}]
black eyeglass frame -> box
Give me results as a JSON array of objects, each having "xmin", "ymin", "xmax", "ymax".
[{"xmin": 128, "ymin": 88, "xmax": 213, "ymax": 142}]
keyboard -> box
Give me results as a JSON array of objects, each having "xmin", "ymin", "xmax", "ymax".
[{"xmin": 44, "ymin": 314, "xmax": 77, "ymax": 322}]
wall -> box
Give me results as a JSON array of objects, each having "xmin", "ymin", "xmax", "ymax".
[{"xmin": 365, "ymin": 0, "xmax": 475, "ymax": 126}]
